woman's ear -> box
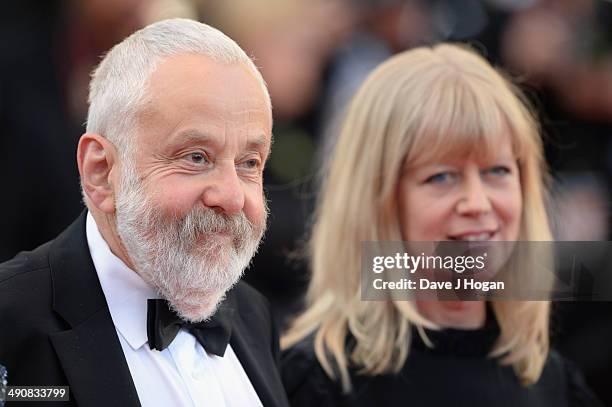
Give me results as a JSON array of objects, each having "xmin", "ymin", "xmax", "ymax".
[{"xmin": 77, "ymin": 133, "xmax": 118, "ymax": 214}]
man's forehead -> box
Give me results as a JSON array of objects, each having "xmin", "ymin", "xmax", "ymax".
[
  {"xmin": 137, "ymin": 101, "xmax": 272, "ymax": 143},
  {"xmin": 131, "ymin": 53, "xmax": 272, "ymax": 151},
  {"xmin": 191, "ymin": 97, "xmax": 269, "ymax": 117},
  {"xmin": 145, "ymin": 54, "xmax": 265, "ymax": 99},
  {"xmin": 139, "ymin": 97, "xmax": 269, "ymax": 121},
  {"xmin": 143, "ymin": 66, "xmax": 270, "ymax": 125}
]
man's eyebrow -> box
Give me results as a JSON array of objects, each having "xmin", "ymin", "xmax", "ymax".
[
  {"xmin": 175, "ymin": 129, "xmax": 218, "ymax": 144},
  {"xmin": 170, "ymin": 130, "xmax": 270, "ymax": 152},
  {"xmin": 246, "ymin": 134, "xmax": 269, "ymax": 149}
]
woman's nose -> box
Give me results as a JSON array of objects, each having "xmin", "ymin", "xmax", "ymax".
[{"xmin": 455, "ymin": 172, "xmax": 492, "ymax": 216}]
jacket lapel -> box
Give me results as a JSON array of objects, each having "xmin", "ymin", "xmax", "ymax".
[
  {"xmin": 229, "ymin": 295, "xmax": 289, "ymax": 407},
  {"xmin": 48, "ymin": 212, "xmax": 141, "ymax": 407}
]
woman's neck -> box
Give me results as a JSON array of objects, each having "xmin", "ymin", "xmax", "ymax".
[{"xmin": 416, "ymin": 300, "xmax": 486, "ymax": 329}]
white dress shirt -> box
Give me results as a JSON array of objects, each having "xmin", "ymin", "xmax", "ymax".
[{"xmin": 85, "ymin": 212, "xmax": 262, "ymax": 407}]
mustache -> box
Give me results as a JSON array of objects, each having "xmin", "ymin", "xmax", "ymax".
[
  {"xmin": 176, "ymin": 206, "xmax": 266, "ymax": 249},
  {"xmin": 181, "ymin": 207, "xmax": 250, "ymax": 237}
]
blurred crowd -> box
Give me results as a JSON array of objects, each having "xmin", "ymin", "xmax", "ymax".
[{"xmin": 1, "ymin": 0, "xmax": 611, "ymax": 403}]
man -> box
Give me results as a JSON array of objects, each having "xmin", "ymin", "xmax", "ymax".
[{"xmin": 0, "ymin": 19, "xmax": 289, "ymax": 407}]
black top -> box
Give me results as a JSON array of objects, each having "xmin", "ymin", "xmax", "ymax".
[{"xmin": 282, "ymin": 312, "xmax": 603, "ymax": 407}]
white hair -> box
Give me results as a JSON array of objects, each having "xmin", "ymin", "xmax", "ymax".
[{"xmin": 86, "ymin": 18, "xmax": 271, "ymax": 156}]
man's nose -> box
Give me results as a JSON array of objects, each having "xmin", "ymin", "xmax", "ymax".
[
  {"xmin": 456, "ymin": 172, "xmax": 492, "ymax": 216},
  {"xmin": 200, "ymin": 164, "xmax": 245, "ymax": 216}
]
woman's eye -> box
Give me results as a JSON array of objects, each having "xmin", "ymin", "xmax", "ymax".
[
  {"xmin": 424, "ymin": 172, "xmax": 456, "ymax": 184},
  {"xmin": 485, "ymin": 166, "xmax": 511, "ymax": 176}
]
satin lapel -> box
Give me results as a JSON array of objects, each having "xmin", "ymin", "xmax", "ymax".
[
  {"xmin": 231, "ymin": 326, "xmax": 283, "ymax": 407},
  {"xmin": 49, "ymin": 311, "xmax": 141, "ymax": 407},
  {"xmin": 229, "ymin": 300, "xmax": 289, "ymax": 407},
  {"xmin": 48, "ymin": 212, "xmax": 140, "ymax": 407}
]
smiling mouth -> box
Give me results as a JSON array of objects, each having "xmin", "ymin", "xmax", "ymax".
[{"xmin": 448, "ymin": 230, "xmax": 498, "ymax": 241}]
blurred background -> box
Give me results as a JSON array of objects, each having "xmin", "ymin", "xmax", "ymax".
[{"xmin": 1, "ymin": 0, "xmax": 611, "ymax": 403}]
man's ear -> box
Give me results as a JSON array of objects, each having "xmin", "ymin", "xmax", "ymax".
[{"xmin": 77, "ymin": 133, "xmax": 118, "ymax": 214}]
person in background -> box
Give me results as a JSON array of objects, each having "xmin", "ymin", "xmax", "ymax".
[{"xmin": 281, "ymin": 43, "xmax": 602, "ymax": 406}]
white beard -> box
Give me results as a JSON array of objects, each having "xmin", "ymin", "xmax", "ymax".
[{"xmin": 114, "ymin": 162, "xmax": 266, "ymax": 322}]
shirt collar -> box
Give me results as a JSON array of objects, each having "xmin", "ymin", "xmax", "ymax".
[{"xmin": 86, "ymin": 212, "xmax": 160, "ymax": 350}]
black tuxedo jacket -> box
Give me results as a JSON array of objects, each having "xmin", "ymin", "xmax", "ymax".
[{"xmin": 0, "ymin": 212, "xmax": 290, "ymax": 407}]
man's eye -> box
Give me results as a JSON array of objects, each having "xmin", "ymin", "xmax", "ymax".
[
  {"xmin": 187, "ymin": 152, "xmax": 208, "ymax": 164},
  {"xmin": 424, "ymin": 172, "xmax": 456, "ymax": 184},
  {"xmin": 239, "ymin": 158, "xmax": 261, "ymax": 170},
  {"xmin": 245, "ymin": 159, "xmax": 260, "ymax": 169}
]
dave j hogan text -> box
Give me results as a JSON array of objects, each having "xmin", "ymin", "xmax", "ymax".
[{"xmin": 372, "ymin": 278, "xmax": 505, "ymax": 292}]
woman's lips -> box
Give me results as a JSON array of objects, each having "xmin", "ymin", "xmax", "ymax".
[{"xmin": 447, "ymin": 230, "xmax": 499, "ymax": 241}]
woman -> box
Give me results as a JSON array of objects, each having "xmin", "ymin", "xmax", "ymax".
[{"xmin": 281, "ymin": 44, "xmax": 601, "ymax": 406}]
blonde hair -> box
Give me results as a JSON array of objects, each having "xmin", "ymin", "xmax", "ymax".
[{"xmin": 282, "ymin": 44, "xmax": 552, "ymax": 392}]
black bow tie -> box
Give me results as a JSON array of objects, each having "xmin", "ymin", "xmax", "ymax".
[{"xmin": 146, "ymin": 298, "xmax": 234, "ymax": 356}]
